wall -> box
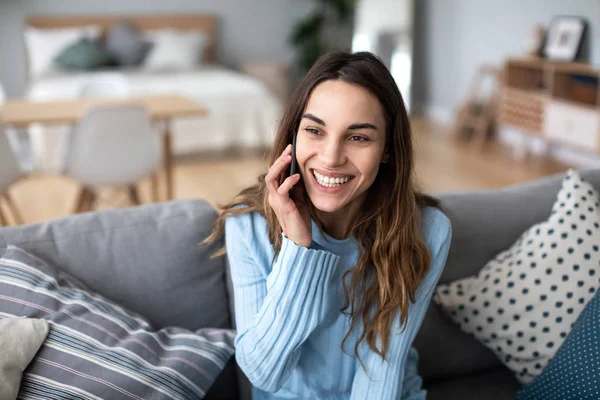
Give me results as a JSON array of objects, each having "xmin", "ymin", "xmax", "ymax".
[{"xmin": 0, "ymin": 0, "xmax": 321, "ymax": 97}]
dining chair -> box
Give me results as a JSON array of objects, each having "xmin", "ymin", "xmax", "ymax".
[
  {"xmin": 0, "ymin": 123, "xmax": 25, "ymax": 226},
  {"xmin": 64, "ymin": 103, "xmax": 162, "ymax": 213},
  {"xmin": 59, "ymin": 73, "xmax": 133, "ymax": 167}
]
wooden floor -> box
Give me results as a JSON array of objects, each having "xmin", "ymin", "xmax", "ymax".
[{"xmin": 2, "ymin": 117, "xmax": 570, "ymax": 225}]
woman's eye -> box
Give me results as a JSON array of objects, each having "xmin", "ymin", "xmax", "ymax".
[
  {"xmin": 350, "ymin": 136, "xmax": 369, "ymax": 142},
  {"xmin": 306, "ymin": 128, "xmax": 321, "ymax": 135}
]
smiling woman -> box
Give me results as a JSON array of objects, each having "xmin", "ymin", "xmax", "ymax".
[{"xmin": 202, "ymin": 51, "xmax": 452, "ymax": 400}]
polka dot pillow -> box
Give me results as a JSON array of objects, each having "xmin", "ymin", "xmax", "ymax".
[
  {"xmin": 515, "ymin": 286, "xmax": 600, "ymax": 400},
  {"xmin": 434, "ymin": 169, "xmax": 600, "ymax": 384}
]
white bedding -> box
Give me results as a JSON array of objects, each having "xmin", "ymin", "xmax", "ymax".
[{"xmin": 26, "ymin": 66, "xmax": 282, "ymax": 172}]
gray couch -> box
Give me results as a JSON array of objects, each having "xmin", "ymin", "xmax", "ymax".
[{"xmin": 1, "ymin": 168, "xmax": 599, "ymax": 399}]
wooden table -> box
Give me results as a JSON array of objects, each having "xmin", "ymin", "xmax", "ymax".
[{"xmin": 0, "ymin": 94, "xmax": 207, "ymax": 200}]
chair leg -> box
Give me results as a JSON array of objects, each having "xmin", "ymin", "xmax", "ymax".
[
  {"xmin": 72, "ymin": 187, "xmax": 96, "ymax": 213},
  {"xmin": 0, "ymin": 196, "xmax": 7, "ymax": 226},
  {"xmin": 83, "ymin": 189, "xmax": 97, "ymax": 212},
  {"xmin": 150, "ymin": 173, "xmax": 160, "ymax": 203},
  {"xmin": 128, "ymin": 185, "xmax": 141, "ymax": 206},
  {"xmin": 72, "ymin": 187, "xmax": 86, "ymax": 214},
  {"xmin": 2, "ymin": 192, "xmax": 24, "ymax": 225}
]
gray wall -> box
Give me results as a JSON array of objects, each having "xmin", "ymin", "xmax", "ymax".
[
  {"xmin": 413, "ymin": 0, "xmax": 600, "ymax": 119},
  {"xmin": 0, "ymin": 0, "xmax": 321, "ymax": 97}
]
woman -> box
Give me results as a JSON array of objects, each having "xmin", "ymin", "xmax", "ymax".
[{"xmin": 204, "ymin": 51, "xmax": 452, "ymax": 399}]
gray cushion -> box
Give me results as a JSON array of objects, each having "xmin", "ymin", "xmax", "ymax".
[
  {"xmin": 414, "ymin": 301, "xmax": 501, "ymax": 379},
  {"xmin": 425, "ymin": 366, "xmax": 521, "ymax": 400},
  {"xmin": 0, "ymin": 199, "xmax": 230, "ymax": 332},
  {"xmin": 0, "ymin": 318, "xmax": 48, "ymax": 400},
  {"xmin": 105, "ymin": 21, "xmax": 152, "ymax": 66},
  {"xmin": 415, "ymin": 168, "xmax": 600, "ymax": 380}
]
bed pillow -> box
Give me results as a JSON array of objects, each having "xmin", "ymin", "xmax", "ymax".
[
  {"xmin": 516, "ymin": 287, "xmax": 600, "ymax": 399},
  {"xmin": 0, "ymin": 318, "xmax": 49, "ymax": 400},
  {"xmin": 0, "ymin": 245, "xmax": 236, "ymax": 399},
  {"xmin": 143, "ymin": 29, "xmax": 207, "ymax": 71},
  {"xmin": 104, "ymin": 20, "xmax": 153, "ymax": 66},
  {"xmin": 24, "ymin": 25, "xmax": 101, "ymax": 78},
  {"xmin": 434, "ymin": 169, "xmax": 600, "ymax": 384},
  {"xmin": 53, "ymin": 37, "xmax": 116, "ymax": 70}
]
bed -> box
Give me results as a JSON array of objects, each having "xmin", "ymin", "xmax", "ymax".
[{"xmin": 23, "ymin": 14, "xmax": 282, "ymax": 172}]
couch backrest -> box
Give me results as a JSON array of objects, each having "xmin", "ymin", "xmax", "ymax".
[
  {"xmin": 414, "ymin": 168, "xmax": 600, "ymax": 381},
  {"xmin": 0, "ymin": 199, "xmax": 230, "ymax": 331}
]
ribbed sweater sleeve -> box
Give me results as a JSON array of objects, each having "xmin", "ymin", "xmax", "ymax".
[
  {"xmin": 349, "ymin": 219, "xmax": 452, "ymax": 400},
  {"xmin": 225, "ymin": 214, "xmax": 341, "ymax": 393}
]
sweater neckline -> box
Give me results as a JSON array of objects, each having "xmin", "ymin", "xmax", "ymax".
[{"xmin": 311, "ymin": 219, "xmax": 356, "ymax": 249}]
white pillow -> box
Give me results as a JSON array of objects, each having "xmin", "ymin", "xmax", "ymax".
[
  {"xmin": 434, "ymin": 169, "xmax": 600, "ymax": 384},
  {"xmin": 0, "ymin": 318, "xmax": 49, "ymax": 400},
  {"xmin": 24, "ymin": 26, "xmax": 101, "ymax": 79},
  {"xmin": 142, "ymin": 29, "xmax": 206, "ymax": 71}
]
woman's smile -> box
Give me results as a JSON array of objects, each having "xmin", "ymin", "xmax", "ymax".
[{"xmin": 309, "ymin": 168, "xmax": 356, "ymax": 192}]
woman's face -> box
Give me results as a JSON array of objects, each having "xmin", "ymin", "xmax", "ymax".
[{"xmin": 296, "ymin": 79, "xmax": 387, "ymax": 221}]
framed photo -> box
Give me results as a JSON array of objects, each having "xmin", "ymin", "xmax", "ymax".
[{"xmin": 543, "ymin": 16, "xmax": 587, "ymax": 61}]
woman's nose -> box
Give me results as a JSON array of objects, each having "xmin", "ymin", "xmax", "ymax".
[{"xmin": 319, "ymin": 140, "xmax": 345, "ymax": 167}]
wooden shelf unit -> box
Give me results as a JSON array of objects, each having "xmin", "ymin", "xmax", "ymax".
[{"xmin": 498, "ymin": 57, "xmax": 600, "ymax": 154}]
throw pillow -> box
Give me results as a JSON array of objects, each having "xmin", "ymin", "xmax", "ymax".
[
  {"xmin": 143, "ymin": 29, "xmax": 207, "ymax": 71},
  {"xmin": 105, "ymin": 20, "xmax": 153, "ymax": 66},
  {"xmin": 24, "ymin": 25, "xmax": 101, "ymax": 78},
  {"xmin": 0, "ymin": 318, "xmax": 49, "ymax": 400},
  {"xmin": 516, "ymin": 287, "xmax": 600, "ymax": 399},
  {"xmin": 0, "ymin": 245, "xmax": 236, "ymax": 399},
  {"xmin": 434, "ymin": 168, "xmax": 600, "ymax": 384},
  {"xmin": 54, "ymin": 37, "xmax": 116, "ymax": 70}
]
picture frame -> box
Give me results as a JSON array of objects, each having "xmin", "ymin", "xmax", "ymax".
[{"xmin": 543, "ymin": 16, "xmax": 587, "ymax": 62}]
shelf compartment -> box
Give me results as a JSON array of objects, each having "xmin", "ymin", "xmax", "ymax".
[{"xmin": 498, "ymin": 88, "xmax": 545, "ymax": 134}]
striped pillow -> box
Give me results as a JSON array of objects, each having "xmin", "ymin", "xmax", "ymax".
[{"xmin": 0, "ymin": 245, "xmax": 235, "ymax": 399}]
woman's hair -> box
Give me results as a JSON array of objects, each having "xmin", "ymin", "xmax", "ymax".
[{"xmin": 204, "ymin": 51, "xmax": 440, "ymax": 371}]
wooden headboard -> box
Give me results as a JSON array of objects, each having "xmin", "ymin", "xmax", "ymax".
[{"xmin": 26, "ymin": 14, "xmax": 218, "ymax": 63}]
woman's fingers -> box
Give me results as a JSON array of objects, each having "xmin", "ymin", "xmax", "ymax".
[
  {"xmin": 265, "ymin": 146, "xmax": 293, "ymax": 189},
  {"xmin": 277, "ymin": 174, "xmax": 301, "ymax": 195}
]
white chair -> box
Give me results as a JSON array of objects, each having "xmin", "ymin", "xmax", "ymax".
[
  {"xmin": 0, "ymin": 83, "xmax": 34, "ymax": 173},
  {"xmin": 0, "ymin": 123, "xmax": 25, "ymax": 225},
  {"xmin": 64, "ymin": 104, "xmax": 162, "ymax": 213},
  {"xmin": 59, "ymin": 73, "xmax": 133, "ymax": 169}
]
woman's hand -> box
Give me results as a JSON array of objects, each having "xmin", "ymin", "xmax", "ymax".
[{"xmin": 265, "ymin": 144, "xmax": 312, "ymax": 247}]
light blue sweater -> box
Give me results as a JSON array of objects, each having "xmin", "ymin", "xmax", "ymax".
[{"xmin": 224, "ymin": 206, "xmax": 452, "ymax": 400}]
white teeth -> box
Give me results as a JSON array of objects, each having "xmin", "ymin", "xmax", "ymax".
[{"xmin": 312, "ymin": 170, "xmax": 351, "ymax": 187}]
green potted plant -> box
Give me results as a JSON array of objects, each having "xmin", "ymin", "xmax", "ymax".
[{"xmin": 289, "ymin": 0, "xmax": 355, "ymax": 72}]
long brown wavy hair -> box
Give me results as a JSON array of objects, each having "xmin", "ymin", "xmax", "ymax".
[{"xmin": 204, "ymin": 51, "xmax": 440, "ymax": 373}]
